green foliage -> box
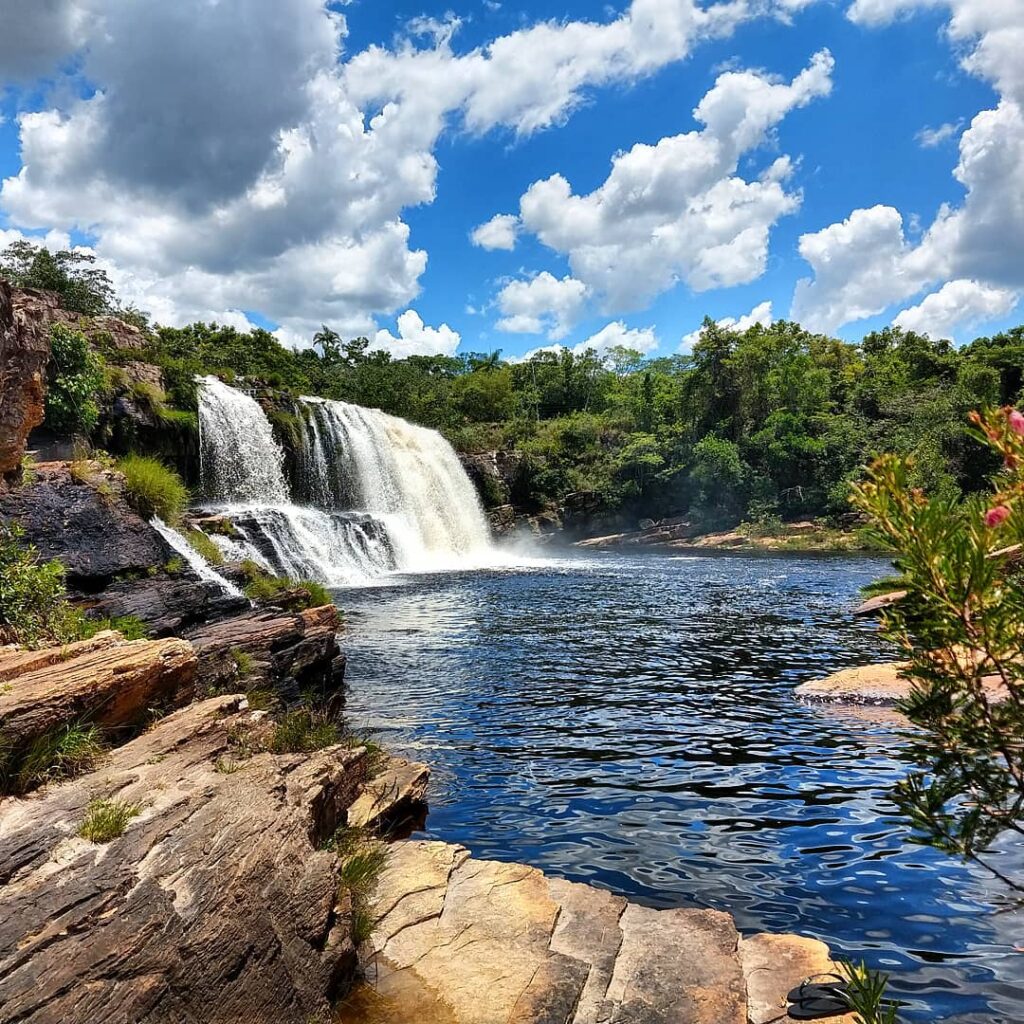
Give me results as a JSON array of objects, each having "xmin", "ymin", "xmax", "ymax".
[
  {"xmin": 852, "ymin": 406, "xmax": 1024, "ymax": 889},
  {"xmin": 2, "ymin": 722, "xmax": 104, "ymax": 795},
  {"xmin": 85, "ymin": 614, "xmax": 150, "ymax": 641},
  {"xmin": 840, "ymin": 961, "xmax": 901, "ymax": 1024},
  {"xmin": 268, "ymin": 710, "xmax": 342, "ymax": 754},
  {"xmin": 45, "ymin": 323, "xmax": 106, "ymax": 435},
  {"xmin": 118, "ymin": 454, "xmax": 188, "ymax": 524},
  {"xmin": 0, "ymin": 521, "xmax": 89, "ymax": 647},
  {"xmin": 230, "ymin": 648, "xmax": 255, "ymax": 678},
  {"xmin": 243, "ymin": 569, "xmax": 331, "ymax": 610},
  {"xmin": 78, "ymin": 798, "xmax": 142, "ymax": 842},
  {"xmin": 185, "ymin": 528, "xmax": 224, "ymax": 566}
]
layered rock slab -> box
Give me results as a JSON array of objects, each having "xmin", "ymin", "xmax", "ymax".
[
  {"xmin": 0, "ymin": 631, "xmax": 196, "ymax": 764},
  {"xmin": 354, "ymin": 840, "xmax": 818, "ymax": 1024},
  {"xmin": 0, "ymin": 696, "xmax": 369, "ymax": 1024}
]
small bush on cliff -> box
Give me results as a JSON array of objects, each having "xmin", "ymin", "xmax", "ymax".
[
  {"xmin": 78, "ymin": 797, "xmax": 142, "ymax": 842},
  {"xmin": 45, "ymin": 323, "xmax": 106, "ymax": 436},
  {"xmin": 242, "ymin": 568, "xmax": 331, "ymax": 611},
  {"xmin": 0, "ymin": 522, "xmax": 88, "ymax": 647},
  {"xmin": 118, "ymin": 454, "xmax": 188, "ymax": 525}
]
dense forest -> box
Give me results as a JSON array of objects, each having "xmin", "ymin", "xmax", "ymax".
[{"xmin": 5, "ymin": 239, "xmax": 1023, "ymax": 528}]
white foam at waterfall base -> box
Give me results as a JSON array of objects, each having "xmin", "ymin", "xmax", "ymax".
[{"xmin": 197, "ymin": 377, "xmax": 537, "ymax": 586}]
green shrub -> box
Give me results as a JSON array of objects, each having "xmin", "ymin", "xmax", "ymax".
[
  {"xmin": 230, "ymin": 648, "xmax": 255, "ymax": 677},
  {"xmin": 118, "ymin": 454, "xmax": 188, "ymax": 524},
  {"xmin": 87, "ymin": 614, "xmax": 149, "ymax": 641},
  {"xmin": 185, "ymin": 529, "xmax": 224, "ymax": 566},
  {"xmin": 0, "ymin": 522, "xmax": 88, "ymax": 647},
  {"xmin": 45, "ymin": 323, "xmax": 106, "ymax": 435},
  {"xmin": 268, "ymin": 710, "xmax": 341, "ymax": 754},
  {"xmin": 78, "ymin": 798, "xmax": 141, "ymax": 842}
]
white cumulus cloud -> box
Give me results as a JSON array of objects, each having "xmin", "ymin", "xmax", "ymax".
[
  {"xmin": 373, "ymin": 309, "xmax": 461, "ymax": 358},
  {"xmin": 471, "ymin": 214, "xmax": 519, "ymax": 251},
  {"xmin": 893, "ymin": 279, "xmax": 1019, "ymax": 339},
  {"xmin": 495, "ymin": 272, "xmax": 589, "ymax": 339},
  {"xmin": 495, "ymin": 51, "xmax": 833, "ymax": 316}
]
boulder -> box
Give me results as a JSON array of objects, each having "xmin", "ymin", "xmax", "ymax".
[
  {"xmin": 182, "ymin": 604, "xmax": 345, "ymax": 703},
  {"xmin": 0, "ymin": 632, "xmax": 197, "ymax": 783},
  {"xmin": 458, "ymin": 451, "xmax": 522, "ymax": 508},
  {"xmin": 56, "ymin": 308, "xmax": 147, "ymax": 353},
  {"xmin": 0, "ymin": 283, "xmax": 53, "ymax": 481},
  {"xmin": 347, "ymin": 757, "xmax": 429, "ymax": 833},
  {"xmin": 796, "ymin": 661, "xmax": 1007, "ymax": 706},
  {"xmin": 0, "ymin": 696, "xmax": 367, "ymax": 1024},
  {"xmin": 0, "ymin": 461, "xmax": 170, "ymax": 586},
  {"xmin": 486, "ymin": 503, "xmax": 516, "ymax": 536},
  {"xmin": 853, "ymin": 590, "xmax": 907, "ymax": 616}
]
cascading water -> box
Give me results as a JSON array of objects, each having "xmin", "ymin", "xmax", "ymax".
[
  {"xmin": 298, "ymin": 398, "xmax": 493, "ymax": 570},
  {"xmin": 150, "ymin": 516, "xmax": 243, "ymax": 598},
  {"xmin": 197, "ymin": 377, "xmax": 500, "ymax": 586}
]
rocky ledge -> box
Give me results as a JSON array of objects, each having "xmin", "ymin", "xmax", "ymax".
[
  {"xmin": 343, "ymin": 840, "xmax": 854, "ymax": 1024},
  {"xmin": 0, "ymin": 696, "xmax": 371, "ymax": 1023}
]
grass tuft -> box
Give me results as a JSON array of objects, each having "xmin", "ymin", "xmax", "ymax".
[
  {"xmin": 230, "ymin": 648, "xmax": 255, "ymax": 677},
  {"xmin": 185, "ymin": 528, "xmax": 225, "ymax": 566},
  {"xmin": 4, "ymin": 723, "xmax": 104, "ymax": 795},
  {"xmin": 268, "ymin": 710, "xmax": 342, "ymax": 754},
  {"xmin": 118, "ymin": 454, "xmax": 189, "ymax": 525},
  {"xmin": 78, "ymin": 797, "xmax": 141, "ymax": 842}
]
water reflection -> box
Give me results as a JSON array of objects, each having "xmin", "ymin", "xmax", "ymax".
[{"xmin": 338, "ymin": 551, "xmax": 1024, "ymax": 1022}]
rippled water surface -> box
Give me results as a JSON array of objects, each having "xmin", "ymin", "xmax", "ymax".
[{"xmin": 338, "ymin": 550, "xmax": 1024, "ymax": 1022}]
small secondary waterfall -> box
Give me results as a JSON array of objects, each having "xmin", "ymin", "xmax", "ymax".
[
  {"xmin": 150, "ymin": 516, "xmax": 243, "ymax": 598},
  {"xmin": 197, "ymin": 377, "xmax": 497, "ymax": 585}
]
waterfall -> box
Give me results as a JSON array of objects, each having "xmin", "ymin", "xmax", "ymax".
[
  {"xmin": 298, "ymin": 398, "xmax": 493, "ymax": 569},
  {"xmin": 195, "ymin": 377, "xmax": 499, "ymax": 586},
  {"xmin": 198, "ymin": 376, "xmax": 290, "ymax": 504},
  {"xmin": 150, "ymin": 517, "xmax": 244, "ymax": 598}
]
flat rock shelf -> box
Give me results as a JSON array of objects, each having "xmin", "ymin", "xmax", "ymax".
[{"xmin": 341, "ymin": 839, "xmax": 854, "ymax": 1024}]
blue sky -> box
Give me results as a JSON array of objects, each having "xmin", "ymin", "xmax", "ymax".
[{"xmin": 0, "ymin": 1, "xmax": 1020, "ymax": 359}]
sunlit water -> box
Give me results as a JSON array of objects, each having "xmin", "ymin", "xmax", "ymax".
[{"xmin": 337, "ymin": 550, "xmax": 1024, "ymax": 1023}]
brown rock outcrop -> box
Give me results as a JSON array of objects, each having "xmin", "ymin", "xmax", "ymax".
[
  {"xmin": 347, "ymin": 757, "xmax": 429, "ymax": 833},
  {"xmin": 0, "ymin": 282, "xmax": 54, "ymax": 480},
  {"xmin": 0, "ymin": 632, "xmax": 196, "ymax": 775},
  {"xmin": 0, "ymin": 696, "xmax": 368, "ymax": 1024},
  {"xmin": 183, "ymin": 604, "xmax": 345, "ymax": 701}
]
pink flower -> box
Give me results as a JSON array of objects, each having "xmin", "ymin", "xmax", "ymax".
[
  {"xmin": 985, "ymin": 505, "xmax": 1012, "ymax": 528},
  {"xmin": 1009, "ymin": 409, "xmax": 1024, "ymax": 437}
]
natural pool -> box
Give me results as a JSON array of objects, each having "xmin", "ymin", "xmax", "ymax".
[{"xmin": 338, "ymin": 550, "xmax": 1024, "ymax": 1023}]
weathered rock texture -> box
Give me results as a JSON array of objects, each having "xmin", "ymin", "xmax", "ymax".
[
  {"xmin": 0, "ymin": 282, "xmax": 53, "ymax": 480},
  {"xmin": 0, "ymin": 697, "xmax": 369, "ymax": 1024},
  {"xmin": 0, "ymin": 461, "xmax": 169, "ymax": 585},
  {"xmin": 0, "ymin": 631, "xmax": 196, "ymax": 766},
  {"xmin": 347, "ymin": 757, "xmax": 429, "ymax": 833},
  {"xmin": 85, "ymin": 570, "xmax": 247, "ymax": 635},
  {"xmin": 354, "ymin": 840, "xmax": 854, "ymax": 1024},
  {"xmin": 183, "ymin": 604, "xmax": 345, "ymax": 701}
]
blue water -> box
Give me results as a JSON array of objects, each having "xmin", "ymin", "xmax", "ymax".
[{"xmin": 337, "ymin": 550, "xmax": 1024, "ymax": 1022}]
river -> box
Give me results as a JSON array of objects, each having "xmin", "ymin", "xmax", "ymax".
[{"xmin": 338, "ymin": 549, "xmax": 1024, "ymax": 1023}]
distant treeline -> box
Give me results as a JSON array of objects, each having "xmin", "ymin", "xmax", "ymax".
[{"xmin": 4, "ymin": 239, "xmax": 1023, "ymax": 525}]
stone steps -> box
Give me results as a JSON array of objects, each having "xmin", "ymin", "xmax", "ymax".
[{"xmin": 350, "ymin": 839, "xmax": 854, "ymax": 1024}]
